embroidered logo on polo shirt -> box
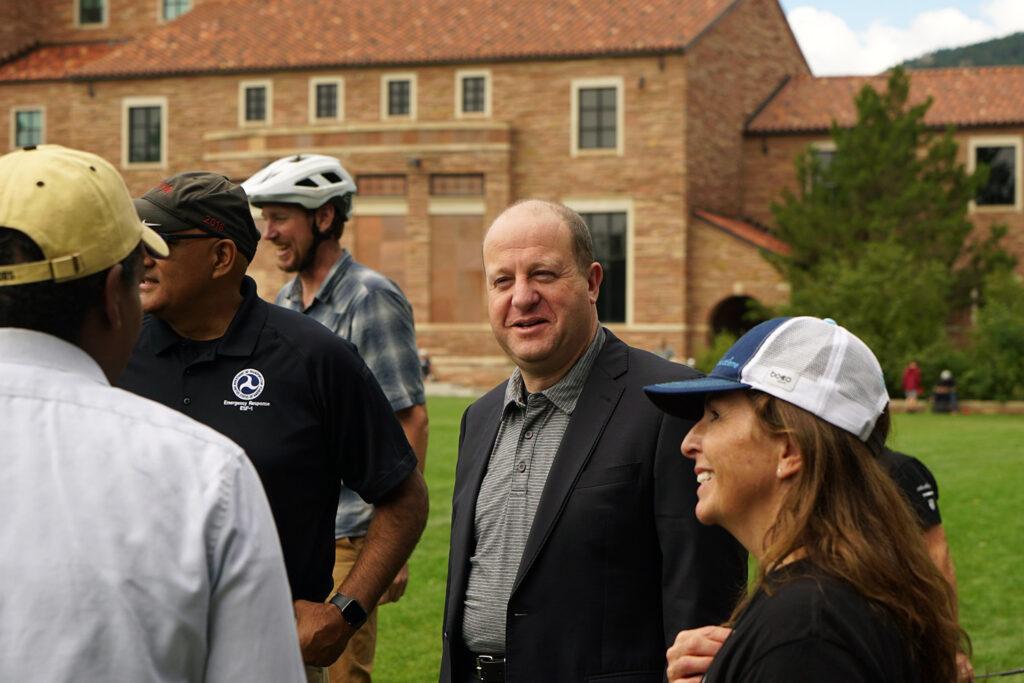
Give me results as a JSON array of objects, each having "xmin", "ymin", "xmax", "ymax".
[
  {"xmin": 232, "ymin": 369, "xmax": 265, "ymax": 399},
  {"xmin": 224, "ymin": 369, "xmax": 272, "ymax": 412}
]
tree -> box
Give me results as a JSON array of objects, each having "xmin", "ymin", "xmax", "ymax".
[
  {"xmin": 961, "ymin": 270, "xmax": 1024, "ymax": 401},
  {"xmin": 767, "ymin": 67, "xmax": 1013, "ymax": 388}
]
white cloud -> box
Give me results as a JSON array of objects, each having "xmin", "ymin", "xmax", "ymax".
[
  {"xmin": 787, "ymin": 4, "xmax": 1017, "ymax": 76},
  {"xmin": 982, "ymin": 0, "xmax": 1024, "ymax": 34}
]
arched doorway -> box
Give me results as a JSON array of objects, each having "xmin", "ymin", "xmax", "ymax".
[{"xmin": 709, "ymin": 295, "xmax": 766, "ymax": 341}]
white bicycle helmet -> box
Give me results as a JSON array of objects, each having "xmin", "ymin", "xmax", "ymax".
[{"xmin": 242, "ymin": 153, "xmax": 357, "ymax": 218}]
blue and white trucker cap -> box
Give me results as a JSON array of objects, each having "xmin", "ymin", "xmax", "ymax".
[{"xmin": 644, "ymin": 316, "xmax": 890, "ymax": 441}]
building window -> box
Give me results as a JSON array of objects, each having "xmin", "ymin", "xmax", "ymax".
[
  {"xmin": 309, "ymin": 77, "xmax": 344, "ymax": 122},
  {"xmin": 13, "ymin": 109, "xmax": 44, "ymax": 148},
  {"xmin": 128, "ymin": 107, "xmax": 162, "ymax": 163},
  {"xmin": 571, "ymin": 78, "xmax": 624, "ymax": 156},
  {"xmin": 245, "ymin": 86, "xmax": 266, "ymax": 122},
  {"xmin": 239, "ymin": 81, "xmax": 272, "ymax": 126},
  {"xmin": 162, "ymin": 0, "xmax": 191, "ymax": 20},
  {"xmin": 455, "ymin": 70, "xmax": 491, "ymax": 118},
  {"xmin": 808, "ymin": 142, "xmax": 837, "ymax": 191},
  {"xmin": 381, "ymin": 74, "xmax": 416, "ymax": 120},
  {"xmin": 579, "ymin": 88, "xmax": 617, "ymax": 149},
  {"xmin": 582, "ymin": 211, "xmax": 627, "ymax": 323},
  {"xmin": 430, "ymin": 174, "xmax": 484, "ymax": 196},
  {"xmin": 968, "ymin": 137, "xmax": 1023, "ymax": 211},
  {"xmin": 463, "ymin": 77, "xmax": 485, "ymax": 112},
  {"xmin": 122, "ymin": 98, "xmax": 167, "ymax": 167},
  {"xmin": 316, "ymin": 84, "xmax": 338, "ymax": 118},
  {"xmin": 357, "ymin": 175, "xmax": 407, "ymax": 196},
  {"xmin": 388, "ymin": 81, "xmax": 410, "ymax": 116},
  {"xmin": 975, "ymin": 146, "xmax": 1017, "ymax": 207},
  {"xmin": 78, "ymin": 0, "xmax": 106, "ymax": 25}
]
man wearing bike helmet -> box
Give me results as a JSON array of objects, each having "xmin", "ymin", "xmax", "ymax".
[{"xmin": 244, "ymin": 154, "xmax": 427, "ymax": 683}]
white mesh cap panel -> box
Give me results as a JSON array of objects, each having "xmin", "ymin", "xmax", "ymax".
[{"xmin": 740, "ymin": 317, "xmax": 889, "ymax": 440}]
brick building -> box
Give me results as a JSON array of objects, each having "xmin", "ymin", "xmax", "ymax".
[{"xmin": 2, "ymin": 0, "xmax": 1021, "ymax": 385}]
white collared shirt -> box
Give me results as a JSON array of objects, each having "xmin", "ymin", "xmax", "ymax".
[{"xmin": 0, "ymin": 329, "xmax": 305, "ymax": 682}]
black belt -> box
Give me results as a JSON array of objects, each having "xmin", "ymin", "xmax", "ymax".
[{"xmin": 472, "ymin": 654, "xmax": 505, "ymax": 682}]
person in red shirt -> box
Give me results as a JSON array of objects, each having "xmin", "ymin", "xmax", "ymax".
[{"xmin": 902, "ymin": 360, "xmax": 923, "ymax": 413}]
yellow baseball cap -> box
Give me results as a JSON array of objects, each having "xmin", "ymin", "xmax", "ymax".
[{"xmin": 0, "ymin": 145, "xmax": 168, "ymax": 286}]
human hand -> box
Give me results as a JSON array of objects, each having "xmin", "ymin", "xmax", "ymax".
[
  {"xmin": 294, "ymin": 599, "xmax": 353, "ymax": 666},
  {"xmin": 380, "ymin": 563, "xmax": 409, "ymax": 604},
  {"xmin": 957, "ymin": 651, "xmax": 974, "ymax": 683},
  {"xmin": 666, "ymin": 625, "xmax": 732, "ymax": 683}
]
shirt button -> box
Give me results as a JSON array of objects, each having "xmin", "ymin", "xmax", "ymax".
[
  {"xmin": 524, "ymin": 430, "xmax": 534, "ymax": 440},
  {"xmin": 183, "ymin": 397, "xmax": 192, "ymax": 405},
  {"xmin": 517, "ymin": 461, "xmax": 526, "ymax": 473}
]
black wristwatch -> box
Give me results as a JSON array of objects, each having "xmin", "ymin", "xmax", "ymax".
[{"xmin": 329, "ymin": 593, "xmax": 368, "ymax": 630}]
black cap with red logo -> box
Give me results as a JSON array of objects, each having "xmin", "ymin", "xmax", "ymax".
[{"xmin": 133, "ymin": 171, "xmax": 260, "ymax": 262}]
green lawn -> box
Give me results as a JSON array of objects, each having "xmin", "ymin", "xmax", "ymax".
[{"xmin": 374, "ymin": 399, "xmax": 1024, "ymax": 681}]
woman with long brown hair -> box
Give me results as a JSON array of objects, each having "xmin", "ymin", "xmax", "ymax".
[{"xmin": 645, "ymin": 316, "xmax": 966, "ymax": 682}]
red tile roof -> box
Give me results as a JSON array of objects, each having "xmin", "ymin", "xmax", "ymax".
[
  {"xmin": 747, "ymin": 67, "xmax": 1024, "ymax": 134},
  {"xmin": 694, "ymin": 209, "xmax": 790, "ymax": 255},
  {"xmin": 74, "ymin": 0, "xmax": 739, "ymax": 78},
  {"xmin": 0, "ymin": 42, "xmax": 121, "ymax": 83}
]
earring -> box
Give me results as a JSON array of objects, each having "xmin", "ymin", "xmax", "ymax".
[{"xmin": 776, "ymin": 466, "xmax": 783, "ymax": 476}]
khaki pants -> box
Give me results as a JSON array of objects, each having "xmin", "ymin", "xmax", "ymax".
[
  {"xmin": 327, "ymin": 536, "xmax": 378, "ymax": 683},
  {"xmin": 305, "ymin": 665, "xmax": 329, "ymax": 683}
]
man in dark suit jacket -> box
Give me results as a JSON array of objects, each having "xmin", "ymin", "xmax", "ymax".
[{"xmin": 440, "ymin": 200, "xmax": 745, "ymax": 683}]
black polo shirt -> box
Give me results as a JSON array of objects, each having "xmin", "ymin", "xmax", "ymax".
[
  {"xmin": 119, "ymin": 276, "xmax": 417, "ymax": 601},
  {"xmin": 878, "ymin": 448, "xmax": 942, "ymax": 529}
]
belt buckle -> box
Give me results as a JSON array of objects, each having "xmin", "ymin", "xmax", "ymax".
[{"xmin": 475, "ymin": 654, "xmax": 503, "ymax": 681}]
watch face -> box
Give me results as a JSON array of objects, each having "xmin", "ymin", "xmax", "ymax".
[{"xmin": 332, "ymin": 594, "xmax": 367, "ymax": 628}]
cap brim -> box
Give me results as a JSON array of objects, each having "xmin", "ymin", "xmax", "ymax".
[
  {"xmin": 643, "ymin": 377, "xmax": 752, "ymax": 420},
  {"xmin": 133, "ymin": 196, "xmax": 192, "ymax": 234},
  {"xmin": 139, "ymin": 221, "xmax": 169, "ymax": 259}
]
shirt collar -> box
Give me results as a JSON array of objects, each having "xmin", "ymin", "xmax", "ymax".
[
  {"xmin": 282, "ymin": 250, "xmax": 353, "ymax": 308},
  {"xmin": 145, "ymin": 276, "xmax": 267, "ymax": 358},
  {"xmin": 0, "ymin": 328, "xmax": 108, "ymax": 385},
  {"xmin": 502, "ymin": 326, "xmax": 606, "ymax": 414}
]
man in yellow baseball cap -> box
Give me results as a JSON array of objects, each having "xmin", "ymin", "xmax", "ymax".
[
  {"xmin": 0, "ymin": 144, "xmax": 167, "ymax": 287},
  {"xmin": 0, "ymin": 145, "xmax": 307, "ymax": 681}
]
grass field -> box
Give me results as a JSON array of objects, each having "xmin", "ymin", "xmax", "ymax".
[{"xmin": 373, "ymin": 398, "xmax": 1024, "ymax": 681}]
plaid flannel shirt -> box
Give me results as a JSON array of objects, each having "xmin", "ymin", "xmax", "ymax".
[{"xmin": 277, "ymin": 250, "xmax": 424, "ymax": 537}]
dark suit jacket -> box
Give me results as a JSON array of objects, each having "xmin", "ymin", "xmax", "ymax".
[{"xmin": 440, "ymin": 330, "xmax": 746, "ymax": 683}]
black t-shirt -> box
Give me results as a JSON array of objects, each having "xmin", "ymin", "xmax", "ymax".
[
  {"xmin": 705, "ymin": 562, "xmax": 918, "ymax": 682},
  {"xmin": 119, "ymin": 277, "xmax": 417, "ymax": 601},
  {"xmin": 878, "ymin": 448, "xmax": 942, "ymax": 529}
]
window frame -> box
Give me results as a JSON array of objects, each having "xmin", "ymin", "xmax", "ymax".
[
  {"xmin": 968, "ymin": 135, "xmax": 1023, "ymax": 213},
  {"xmin": 308, "ymin": 76, "xmax": 345, "ymax": 123},
  {"xmin": 238, "ymin": 80, "xmax": 272, "ymax": 128},
  {"xmin": 381, "ymin": 73, "xmax": 417, "ymax": 121},
  {"xmin": 563, "ymin": 197, "xmax": 634, "ymax": 324},
  {"xmin": 158, "ymin": 0, "xmax": 192, "ymax": 22},
  {"xmin": 10, "ymin": 106, "xmax": 46, "ymax": 150},
  {"xmin": 75, "ymin": 0, "xmax": 108, "ymax": 27},
  {"xmin": 121, "ymin": 96, "xmax": 168, "ymax": 169},
  {"xmin": 454, "ymin": 69, "xmax": 491, "ymax": 119},
  {"xmin": 570, "ymin": 77, "xmax": 624, "ymax": 157}
]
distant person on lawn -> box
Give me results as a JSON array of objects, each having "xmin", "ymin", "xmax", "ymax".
[{"xmin": 902, "ymin": 359, "xmax": 922, "ymax": 413}]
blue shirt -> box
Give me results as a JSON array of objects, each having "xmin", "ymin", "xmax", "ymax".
[{"xmin": 278, "ymin": 250, "xmax": 424, "ymax": 538}]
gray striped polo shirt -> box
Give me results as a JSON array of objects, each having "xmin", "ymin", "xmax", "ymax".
[{"xmin": 462, "ymin": 326, "xmax": 606, "ymax": 654}]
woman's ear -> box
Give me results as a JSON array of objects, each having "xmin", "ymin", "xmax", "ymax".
[{"xmin": 776, "ymin": 434, "xmax": 803, "ymax": 480}]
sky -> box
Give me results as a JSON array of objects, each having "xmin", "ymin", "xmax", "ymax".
[{"xmin": 777, "ymin": 0, "xmax": 1024, "ymax": 75}]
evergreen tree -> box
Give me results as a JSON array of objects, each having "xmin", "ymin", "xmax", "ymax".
[{"xmin": 768, "ymin": 67, "xmax": 1013, "ymax": 388}]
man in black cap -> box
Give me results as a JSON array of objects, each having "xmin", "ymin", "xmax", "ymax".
[{"xmin": 119, "ymin": 172, "xmax": 428, "ymax": 681}]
